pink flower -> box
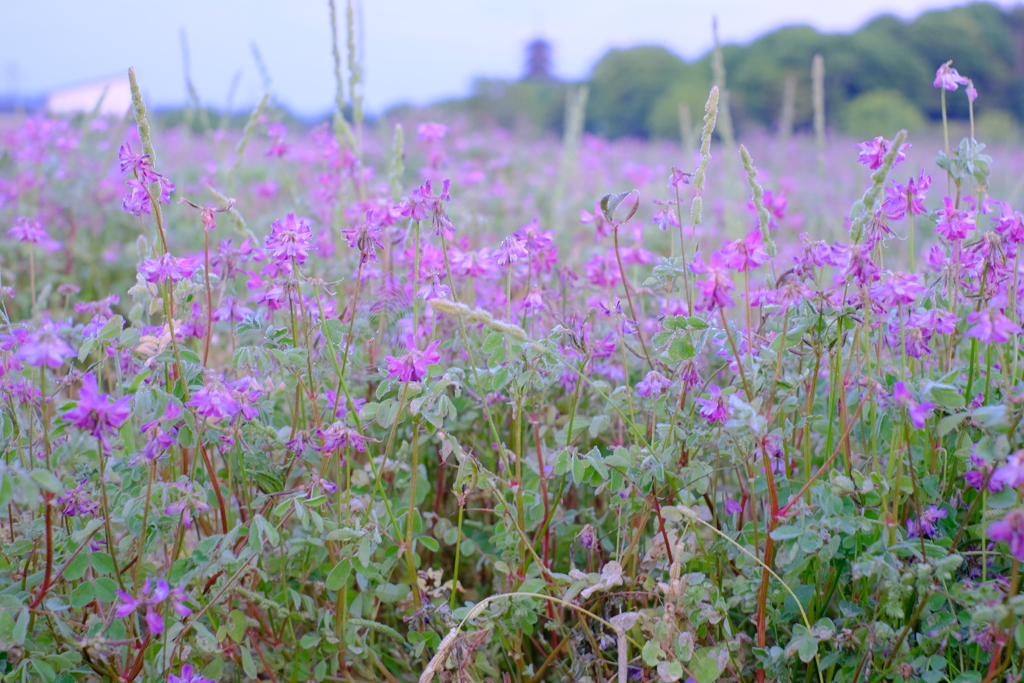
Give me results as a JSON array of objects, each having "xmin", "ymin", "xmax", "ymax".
[
  {"xmin": 667, "ymin": 166, "xmax": 692, "ymax": 190},
  {"xmin": 692, "ymin": 252, "xmax": 735, "ymax": 312},
  {"xmin": 907, "ymin": 505, "xmax": 947, "ymax": 538},
  {"xmin": 891, "ymin": 381, "xmax": 935, "ymax": 428},
  {"xmin": 934, "ymin": 197, "xmax": 975, "ymax": 241},
  {"xmin": 996, "ymin": 450, "xmax": 1024, "ymax": 487},
  {"xmin": 966, "ymin": 308, "xmax": 1022, "ymax": 344},
  {"xmin": 384, "ymin": 340, "xmax": 441, "ymax": 382},
  {"xmin": 118, "ymin": 142, "xmax": 152, "ymax": 176},
  {"xmin": 265, "ymin": 213, "xmax": 313, "ymax": 263},
  {"xmin": 316, "ymin": 421, "xmax": 369, "ymax": 453},
  {"xmin": 720, "ymin": 230, "xmax": 770, "ymax": 272},
  {"xmin": 988, "ymin": 508, "xmax": 1024, "ymax": 562},
  {"xmin": 695, "ymin": 385, "xmax": 729, "ymax": 424},
  {"xmin": 417, "ymin": 122, "xmax": 449, "ymax": 143},
  {"xmin": 186, "ymin": 378, "xmax": 240, "ymax": 420},
  {"xmin": 168, "ymin": 665, "xmax": 215, "ymax": 683},
  {"xmin": 62, "ymin": 373, "xmax": 131, "ymax": 451},
  {"xmin": 854, "ymin": 137, "xmax": 910, "ymax": 170},
  {"xmin": 933, "ymin": 61, "xmax": 969, "ymax": 91},
  {"xmin": 871, "ymin": 272, "xmax": 925, "ymax": 306},
  {"xmin": 494, "ymin": 235, "xmax": 527, "ymax": 266},
  {"xmin": 651, "ymin": 199, "xmax": 680, "ymax": 231},
  {"xmin": 139, "ymin": 252, "xmax": 200, "ymax": 284},
  {"xmin": 14, "ymin": 320, "xmax": 75, "ymax": 368},
  {"xmin": 636, "ymin": 370, "xmax": 673, "ymax": 398},
  {"xmin": 580, "ymin": 202, "xmax": 612, "ymax": 241},
  {"xmin": 8, "ymin": 217, "xmax": 49, "ymax": 244}
]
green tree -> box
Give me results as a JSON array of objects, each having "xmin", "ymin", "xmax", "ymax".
[
  {"xmin": 841, "ymin": 89, "xmax": 926, "ymax": 139},
  {"xmin": 588, "ymin": 46, "xmax": 689, "ymax": 138}
]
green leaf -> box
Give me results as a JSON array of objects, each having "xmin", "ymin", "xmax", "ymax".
[
  {"xmin": 77, "ymin": 337, "xmax": 96, "ymax": 362},
  {"xmin": 690, "ymin": 655, "xmax": 719, "ymax": 683},
  {"xmin": 770, "ymin": 525, "xmax": 803, "ymax": 541},
  {"xmin": 63, "ymin": 551, "xmax": 90, "ymax": 581},
  {"xmin": 91, "ymin": 552, "xmax": 115, "ymax": 575},
  {"xmin": 31, "ymin": 469, "xmax": 64, "ymax": 495},
  {"xmin": 70, "ymin": 582, "xmax": 95, "ymax": 608},
  {"xmin": 93, "ymin": 578, "xmax": 118, "ymax": 602},
  {"xmin": 240, "ymin": 642, "xmax": 258, "ymax": 678},
  {"xmin": 418, "ymin": 536, "xmax": 439, "ymax": 552},
  {"xmin": 937, "ymin": 413, "xmax": 968, "ymax": 437},
  {"xmin": 797, "ymin": 636, "xmax": 818, "ymax": 663},
  {"xmin": 642, "ymin": 640, "xmax": 666, "ymax": 666},
  {"xmin": 926, "ymin": 383, "xmax": 962, "ymax": 409},
  {"xmin": 98, "ymin": 315, "xmax": 125, "ymax": 341},
  {"xmin": 12, "ymin": 607, "xmax": 28, "ymax": 646},
  {"xmin": 253, "ymin": 514, "xmax": 280, "ymax": 547},
  {"xmin": 229, "ymin": 609, "xmax": 247, "ymax": 643},
  {"xmin": 299, "ymin": 633, "xmax": 321, "ymax": 648},
  {"xmin": 326, "ymin": 560, "xmax": 352, "ymax": 591},
  {"xmin": 178, "ymin": 347, "xmax": 202, "ymax": 365}
]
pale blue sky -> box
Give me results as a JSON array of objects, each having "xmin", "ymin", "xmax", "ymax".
[{"xmin": 0, "ymin": 0, "xmax": 1015, "ymax": 116}]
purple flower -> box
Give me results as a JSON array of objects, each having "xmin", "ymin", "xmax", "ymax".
[
  {"xmin": 854, "ymin": 137, "xmax": 910, "ymax": 170},
  {"xmin": 494, "ymin": 235, "xmax": 527, "ymax": 266},
  {"xmin": 907, "ymin": 505, "xmax": 947, "ymax": 539},
  {"xmin": 667, "ymin": 166, "xmax": 692, "ymax": 190},
  {"xmin": 57, "ymin": 481, "xmax": 99, "ymax": 517},
  {"xmin": 871, "ymin": 272, "xmax": 926, "ymax": 307},
  {"xmin": 891, "ymin": 381, "xmax": 936, "ymax": 428},
  {"xmin": 168, "ymin": 665, "xmax": 215, "ymax": 683},
  {"xmin": 965, "ymin": 308, "xmax": 1022, "ymax": 344},
  {"xmin": 692, "ymin": 252, "xmax": 736, "ymax": 312},
  {"xmin": 515, "ymin": 218, "xmax": 554, "ymax": 252},
  {"xmin": 580, "ymin": 202, "xmax": 612, "ymax": 241},
  {"xmin": 316, "ymin": 421, "xmax": 369, "ymax": 453},
  {"xmin": 383, "ymin": 340, "xmax": 442, "ymax": 382},
  {"xmin": 166, "ymin": 481, "xmax": 211, "ymax": 529},
  {"xmin": 965, "ymin": 451, "xmax": 1010, "ymax": 492},
  {"xmin": 934, "ymin": 197, "xmax": 975, "ymax": 241},
  {"xmin": 577, "ymin": 524, "xmax": 598, "ymax": 550},
  {"xmin": 988, "ymin": 508, "xmax": 1024, "ymax": 562},
  {"xmin": 636, "ymin": 370, "xmax": 673, "ymax": 398},
  {"xmin": 62, "ymin": 373, "xmax": 131, "ymax": 451},
  {"xmin": 651, "ymin": 199, "xmax": 680, "ymax": 231},
  {"xmin": 934, "ymin": 61, "xmax": 969, "ymax": 91},
  {"xmin": 115, "ymin": 579, "xmax": 192, "ymax": 636},
  {"xmin": 14, "ymin": 320, "xmax": 75, "ymax": 368},
  {"xmin": 139, "ymin": 252, "xmax": 200, "ymax": 284},
  {"xmin": 966, "ymin": 80, "xmax": 978, "ymax": 103},
  {"xmin": 402, "ymin": 180, "xmax": 453, "ymax": 237},
  {"xmin": 118, "ymin": 142, "xmax": 152, "ymax": 176},
  {"xmin": 265, "ymin": 213, "xmax": 313, "ymax": 264},
  {"xmin": 417, "ymin": 122, "xmax": 449, "ymax": 143},
  {"xmin": 695, "ymin": 385, "xmax": 729, "ymax": 424},
  {"xmin": 724, "ymin": 499, "xmax": 742, "ymax": 515},
  {"xmin": 720, "ymin": 230, "xmax": 770, "ymax": 272},
  {"xmin": 883, "ymin": 171, "xmax": 931, "ymax": 219},
  {"xmin": 8, "ymin": 217, "xmax": 50, "ymax": 245},
  {"xmin": 186, "ymin": 378, "xmax": 240, "ymax": 420},
  {"xmin": 996, "ymin": 450, "xmax": 1024, "ymax": 487}
]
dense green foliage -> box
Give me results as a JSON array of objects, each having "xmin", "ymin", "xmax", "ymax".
[{"xmin": 447, "ymin": 2, "xmax": 1024, "ymax": 139}]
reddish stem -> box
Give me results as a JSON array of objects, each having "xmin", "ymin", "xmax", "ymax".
[{"xmin": 28, "ymin": 495, "xmax": 53, "ymax": 610}]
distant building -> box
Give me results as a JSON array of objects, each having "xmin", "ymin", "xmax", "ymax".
[
  {"xmin": 524, "ymin": 38, "xmax": 553, "ymax": 80},
  {"xmin": 46, "ymin": 75, "xmax": 132, "ymax": 117}
]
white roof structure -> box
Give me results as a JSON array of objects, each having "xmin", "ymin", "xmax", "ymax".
[{"xmin": 46, "ymin": 76, "xmax": 132, "ymax": 117}]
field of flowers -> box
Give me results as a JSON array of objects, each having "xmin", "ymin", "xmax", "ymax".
[{"xmin": 0, "ymin": 53, "xmax": 1023, "ymax": 683}]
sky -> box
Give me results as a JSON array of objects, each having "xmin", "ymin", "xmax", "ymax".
[{"xmin": 0, "ymin": 0, "xmax": 1017, "ymax": 117}]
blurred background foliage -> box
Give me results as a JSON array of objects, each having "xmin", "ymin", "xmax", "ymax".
[{"xmin": 423, "ymin": 2, "xmax": 1024, "ymax": 141}]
